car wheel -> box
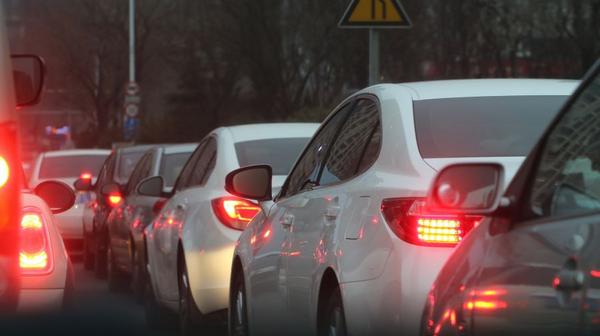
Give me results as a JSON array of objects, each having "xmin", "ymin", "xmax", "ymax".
[
  {"xmin": 83, "ymin": 235, "xmax": 94, "ymax": 270},
  {"xmin": 319, "ymin": 286, "xmax": 347, "ymax": 336},
  {"xmin": 145, "ymin": 272, "xmax": 176, "ymax": 330},
  {"xmin": 178, "ymin": 260, "xmax": 201, "ymax": 336},
  {"xmin": 131, "ymin": 247, "xmax": 145, "ymax": 302},
  {"xmin": 94, "ymin": 237, "xmax": 107, "ymax": 279},
  {"xmin": 229, "ymin": 271, "xmax": 249, "ymax": 336},
  {"xmin": 107, "ymin": 245, "xmax": 128, "ymax": 292}
]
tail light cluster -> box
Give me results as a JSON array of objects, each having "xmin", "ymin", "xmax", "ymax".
[
  {"xmin": 381, "ymin": 198, "xmax": 481, "ymax": 247},
  {"xmin": 19, "ymin": 210, "xmax": 52, "ymax": 274},
  {"xmin": 0, "ymin": 156, "xmax": 9, "ymax": 188},
  {"xmin": 212, "ymin": 197, "xmax": 261, "ymax": 231}
]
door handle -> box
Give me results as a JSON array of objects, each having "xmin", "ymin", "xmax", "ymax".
[
  {"xmin": 554, "ymin": 258, "xmax": 585, "ymax": 292},
  {"xmin": 325, "ymin": 205, "xmax": 340, "ymax": 220},
  {"xmin": 281, "ymin": 213, "xmax": 294, "ymax": 228}
]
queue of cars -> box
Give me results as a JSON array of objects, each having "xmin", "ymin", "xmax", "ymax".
[{"xmin": 64, "ymin": 74, "xmax": 600, "ymax": 336}]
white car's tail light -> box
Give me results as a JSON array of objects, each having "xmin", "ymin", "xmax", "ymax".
[
  {"xmin": 19, "ymin": 210, "xmax": 52, "ymax": 274},
  {"xmin": 381, "ymin": 198, "xmax": 481, "ymax": 247},
  {"xmin": 212, "ymin": 197, "xmax": 261, "ymax": 230}
]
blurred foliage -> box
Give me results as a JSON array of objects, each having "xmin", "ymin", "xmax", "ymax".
[{"xmin": 14, "ymin": 0, "xmax": 600, "ymax": 145}]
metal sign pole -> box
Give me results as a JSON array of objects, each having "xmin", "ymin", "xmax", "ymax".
[
  {"xmin": 129, "ymin": 0, "xmax": 135, "ymax": 82},
  {"xmin": 369, "ymin": 28, "xmax": 380, "ymax": 86}
]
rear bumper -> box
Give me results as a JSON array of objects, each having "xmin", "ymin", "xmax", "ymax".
[{"xmin": 17, "ymin": 288, "xmax": 64, "ymax": 312}]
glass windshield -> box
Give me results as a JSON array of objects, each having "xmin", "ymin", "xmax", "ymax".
[
  {"xmin": 160, "ymin": 152, "xmax": 193, "ymax": 188},
  {"xmin": 116, "ymin": 151, "xmax": 146, "ymax": 182},
  {"xmin": 38, "ymin": 155, "xmax": 107, "ymax": 179},
  {"xmin": 414, "ymin": 95, "xmax": 568, "ymax": 158},
  {"xmin": 235, "ymin": 138, "xmax": 311, "ymax": 175}
]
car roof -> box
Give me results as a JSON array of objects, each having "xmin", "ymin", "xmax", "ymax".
[
  {"xmin": 220, "ymin": 123, "xmax": 320, "ymax": 143},
  {"xmin": 42, "ymin": 149, "xmax": 111, "ymax": 158},
  {"xmin": 116, "ymin": 144, "xmax": 156, "ymax": 155},
  {"xmin": 162, "ymin": 143, "xmax": 199, "ymax": 155},
  {"xmin": 391, "ymin": 79, "xmax": 579, "ymax": 101}
]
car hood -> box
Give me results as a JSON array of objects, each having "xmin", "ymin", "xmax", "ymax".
[{"xmin": 424, "ymin": 156, "xmax": 525, "ymax": 188}]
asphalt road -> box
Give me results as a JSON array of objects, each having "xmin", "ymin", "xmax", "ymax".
[{"xmin": 4, "ymin": 261, "xmax": 179, "ymax": 336}]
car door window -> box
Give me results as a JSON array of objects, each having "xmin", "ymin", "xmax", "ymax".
[
  {"xmin": 96, "ymin": 154, "xmax": 113, "ymax": 188},
  {"xmin": 319, "ymin": 98, "xmax": 380, "ymax": 186},
  {"xmin": 281, "ymin": 103, "xmax": 353, "ymax": 198},
  {"xmin": 126, "ymin": 153, "xmax": 151, "ymax": 195},
  {"xmin": 174, "ymin": 141, "xmax": 206, "ymax": 192},
  {"xmin": 188, "ymin": 137, "xmax": 217, "ymax": 187},
  {"xmin": 530, "ymin": 74, "xmax": 600, "ymax": 217}
]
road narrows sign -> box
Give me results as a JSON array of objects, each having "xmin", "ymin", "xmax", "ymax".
[{"xmin": 339, "ymin": 0, "xmax": 411, "ymax": 28}]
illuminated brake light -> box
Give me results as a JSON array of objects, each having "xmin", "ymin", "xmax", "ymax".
[
  {"xmin": 0, "ymin": 156, "xmax": 9, "ymax": 188},
  {"xmin": 80, "ymin": 172, "xmax": 92, "ymax": 180},
  {"xmin": 381, "ymin": 199, "xmax": 481, "ymax": 247},
  {"xmin": 19, "ymin": 211, "xmax": 52, "ymax": 273},
  {"xmin": 108, "ymin": 193, "xmax": 122, "ymax": 206},
  {"xmin": 464, "ymin": 300, "xmax": 507, "ymax": 311},
  {"xmin": 212, "ymin": 197, "xmax": 261, "ymax": 230}
]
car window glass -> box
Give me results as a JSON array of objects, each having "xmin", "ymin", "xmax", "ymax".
[
  {"xmin": 174, "ymin": 141, "xmax": 206, "ymax": 192},
  {"xmin": 189, "ymin": 137, "xmax": 216, "ymax": 187},
  {"xmin": 282, "ymin": 103, "xmax": 353, "ymax": 197},
  {"xmin": 96, "ymin": 154, "xmax": 113, "ymax": 187},
  {"xmin": 530, "ymin": 74, "xmax": 600, "ymax": 217},
  {"xmin": 126, "ymin": 153, "xmax": 152, "ymax": 195},
  {"xmin": 357, "ymin": 122, "xmax": 382, "ymax": 174},
  {"xmin": 319, "ymin": 99, "xmax": 380, "ymax": 186}
]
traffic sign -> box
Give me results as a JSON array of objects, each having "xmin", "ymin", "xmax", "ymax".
[
  {"xmin": 123, "ymin": 115, "xmax": 140, "ymax": 141},
  {"xmin": 339, "ymin": 0, "xmax": 411, "ymax": 28},
  {"xmin": 125, "ymin": 81, "xmax": 140, "ymax": 96},
  {"xmin": 125, "ymin": 103, "xmax": 139, "ymax": 118}
]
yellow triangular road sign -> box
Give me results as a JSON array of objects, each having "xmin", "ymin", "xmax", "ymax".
[{"xmin": 339, "ymin": 0, "xmax": 411, "ymax": 28}]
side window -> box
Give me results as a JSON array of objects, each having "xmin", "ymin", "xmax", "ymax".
[
  {"xmin": 126, "ymin": 153, "xmax": 151, "ymax": 195},
  {"xmin": 530, "ymin": 75, "xmax": 600, "ymax": 217},
  {"xmin": 174, "ymin": 141, "xmax": 206, "ymax": 192},
  {"xmin": 282, "ymin": 103, "xmax": 353, "ymax": 198},
  {"xmin": 189, "ymin": 137, "xmax": 217, "ymax": 187},
  {"xmin": 319, "ymin": 98, "xmax": 380, "ymax": 186},
  {"xmin": 95, "ymin": 154, "xmax": 113, "ymax": 188}
]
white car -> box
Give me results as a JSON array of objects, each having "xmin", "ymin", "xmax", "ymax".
[
  {"xmin": 30, "ymin": 149, "xmax": 110, "ymax": 255},
  {"xmin": 144, "ymin": 123, "xmax": 318, "ymax": 333},
  {"xmin": 19, "ymin": 180, "xmax": 75, "ymax": 312},
  {"xmin": 225, "ymin": 79, "xmax": 578, "ymax": 336}
]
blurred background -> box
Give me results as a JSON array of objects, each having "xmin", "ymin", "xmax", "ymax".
[{"xmin": 3, "ymin": 0, "xmax": 598, "ymax": 160}]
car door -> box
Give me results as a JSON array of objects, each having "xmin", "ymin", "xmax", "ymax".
[
  {"xmin": 469, "ymin": 68, "xmax": 600, "ymax": 335},
  {"xmin": 153, "ymin": 141, "xmax": 206, "ymax": 302},
  {"xmin": 283, "ymin": 98, "xmax": 381, "ymax": 330}
]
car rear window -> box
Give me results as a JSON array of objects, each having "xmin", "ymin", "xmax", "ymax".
[
  {"xmin": 116, "ymin": 150, "xmax": 146, "ymax": 182},
  {"xmin": 39, "ymin": 155, "xmax": 107, "ymax": 179},
  {"xmin": 159, "ymin": 152, "xmax": 193, "ymax": 188},
  {"xmin": 413, "ymin": 95, "xmax": 568, "ymax": 158},
  {"xmin": 235, "ymin": 138, "xmax": 311, "ymax": 175}
]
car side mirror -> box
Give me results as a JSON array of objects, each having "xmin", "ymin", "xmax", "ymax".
[
  {"xmin": 34, "ymin": 181, "xmax": 75, "ymax": 214},
  {"xmin": 427, "ymin": 163, "xmax": 504, "ymax": 215},
  {"xmin": 74, "ymin": 177, "xmax": 93, "ymax": 191},
  {"xmin": 137, "ymin": 176, "xmax": 164, "ymax": 197},
  {"xmin": 11, "ymin": 55, "xmax": 45, "ymax": 107},
  {"xmin": 225, "ymin": 165, "xmax": 272, "ymax": 201}
]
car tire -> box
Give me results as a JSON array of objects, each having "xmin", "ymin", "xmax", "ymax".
[
  {"xmin": 94, "ymin": 237, "xmax": 107, "ymax": 279},
  {"xmin": 178, "ymin": 259, "xmax": 201, "ymax": 336},
  {"xmin": 131, "ymin": 247, "xmax": 145, "ymax": 302},
  {"xmin": 145, "ymin": 273, "xmax": 176, "ymax": 330},
  {"xmin": 83, "ymin": 235, "xmax": 94, "ymax": 270},
  {"xmin": 107, "ymin": 245, "xmax": 129, "ymax": 292},
  {"xmin": 229, "ymin": 271, "xmax": 249, "ymax": 336},
  {"xmin": 318, "ymin": 286, "xmax": 347, "ymax": 336}
]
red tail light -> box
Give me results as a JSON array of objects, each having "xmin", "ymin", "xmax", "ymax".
[
  {"xmin": 153, "ymin": 198, "xmax": 168, "ymax": 216},
  {"xmin": 381, "ymin": 198, "xmax": 481, "ymax": 247},
  {"xmin": 19, "ymin": 210, "xmax": 52, "ymax": 274},
  {"xmin": 107, "ymin": 192, "xmax": 123, "ymax": 206},
  {"xmin": 80, "ymin": 172, "xmax": 92, "ymax": 180},
  {"xmin": 212, "ymin": 197, "xmax": 261, "ymax": 230}
]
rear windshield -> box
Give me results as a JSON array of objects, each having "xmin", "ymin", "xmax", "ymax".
[
  {"xmin": 414, "ymin": 95, "xmax": 568, "ymax": 158},
  {"xmin": 160, "ymin": 152, "xmax": 193, "ymax": 187},
  {"xmin": 116, "ymin": 150, "xmax": 146, "ymax": 182},
  {"xmin": 39, "ymin": 155, "xmax": 107, "ymax": 179},
  {"xmin": 235, "ymin": 138, "xmax": 311, "ymax": 175}
]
